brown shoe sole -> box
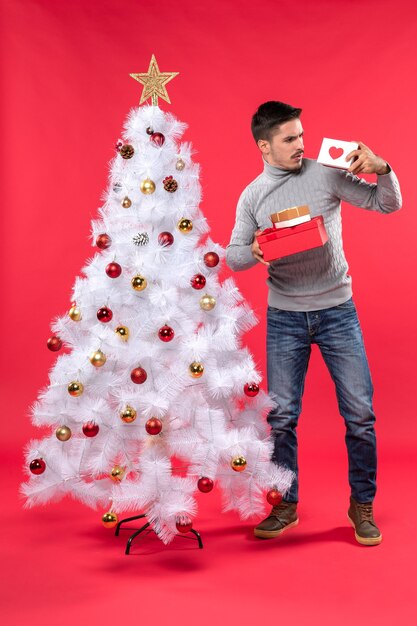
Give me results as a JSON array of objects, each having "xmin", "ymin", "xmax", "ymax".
[
  {"xmin": 347, "ymin": 514, "xmax": 382, "ymax": 546},
  {"xmin": 254, "ymin": 517, "xmax": 299, "ymax": 539}
]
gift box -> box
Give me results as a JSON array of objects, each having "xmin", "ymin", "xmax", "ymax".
[
  {"xmin": 257, "ymin": 216, "xmax": 328, "ymax": 262},
  {"xmin": 270, "ymin": 205, "xmax": 311, "ymax": 229},
  {"xmin": 317, "ymin": 138, "xmax": 358, "ymax": 170}
]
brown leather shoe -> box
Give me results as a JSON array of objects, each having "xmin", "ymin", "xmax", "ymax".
[
  {"xmin": 348, "ymin": 496, "xmax": 382, "ymax": 546},
  {"xmin": 254, "ymin": 501, "xmax": 299, "ymax": 539}
]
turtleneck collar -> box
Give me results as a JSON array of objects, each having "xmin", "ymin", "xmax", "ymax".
[{"xmin": 263, "ymin": 158, "xmax": 303, "ymax": 180}]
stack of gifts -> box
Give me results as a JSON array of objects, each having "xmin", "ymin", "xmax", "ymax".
[{"xmin": 257, "ymin": 205, "xmax": 328, "ymax": 263}]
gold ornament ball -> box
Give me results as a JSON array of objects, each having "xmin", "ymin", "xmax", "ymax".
[
  {"xmin": 56, "ymin": 425, "xmax": 72, "ymax": 441},
  {"xmin": 231, "ymin": 456, "xmax": 247, "ymax": 472},
  {"xmin": 122, "ymin": 196, "xmax": 132, "ymax": 208},
  {"xmin": 176, "ymin": 158, "xmax": 186, "ymax": 171},
  {"xmin": 189, "ymin": 362, "xmax": 204, "ymax": 378},
  {"xmin": 140, "ymin": 178, "xmax": 156, "ymax": 194},
  {"xmin": 102, "ymin": 511, "xmax": 118, "ymax": 528},
  {"xmin": 131, "ymin": 275, "xmax": 147, "ymax": 291},
  {"xmin": 110, "ymin": 465, "xmax": 125, "ymax": 482},
  {"xmin": 89, "ymin": 349, "xmax": 107, "ymax": 368},
  {"xmin": 200, "ymin": 294, "xmax": 216, "ymax": 311},
  {"xmin": 69, "ymin": 305, "xmax": 82, "ymax": 321},
  {"xmin": 68, "ymin": 381, "xmax": 84, "ymax": 397},
  {"xmin": 177, "ymin": 218, "xmax": 193, "ymax": 233},
  {"xmin": 120, "ymin": 405, "xmax": 137, "ymax": 423},
  {"xmin": 115, "ymin": 325, "xmax": 130, "ymax": 341}
]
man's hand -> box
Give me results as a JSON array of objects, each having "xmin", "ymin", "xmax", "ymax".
[
  {"xmin": 346, "ymin": 141, "xmax": 390, "ymax": 176},
  {"xmin": 252, "ymin": 230, "xmax": 270, "ymax": 266}
]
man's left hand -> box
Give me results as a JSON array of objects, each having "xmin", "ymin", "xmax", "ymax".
[{"xmin": 345, "ymin": 141, "xmax": 389, "ymax": 175}]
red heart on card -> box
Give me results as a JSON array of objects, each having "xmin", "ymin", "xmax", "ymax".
[{"xmin": 329, "ymin": 146, "xmax": 344, "ymax": 160}]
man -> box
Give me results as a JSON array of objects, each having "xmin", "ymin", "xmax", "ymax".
[{"xmin": 226, "ymin": 101, "xmax": 402, "ymax": 546}]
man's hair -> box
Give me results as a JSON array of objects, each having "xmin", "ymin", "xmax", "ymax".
[{"xmin": 251, "ymin": 101, "xmax": 302, "ymax": 142}]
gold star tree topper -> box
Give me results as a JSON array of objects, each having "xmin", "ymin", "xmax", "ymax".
[{"xmin": 130, "ymin": 55, "xmax": 179, "ymax": 106}]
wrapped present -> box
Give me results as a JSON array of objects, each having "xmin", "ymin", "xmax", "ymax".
[
  {"xmin": 270, "ymin": 205, "xmax": 311, "ymax": 229},
  {"xmin": 317, "ymin": 138, "xmax": 358, "ymax": 170},
  {"xmin": 257, "ymin": 216, "xmax": 328, "ymax": 262}
]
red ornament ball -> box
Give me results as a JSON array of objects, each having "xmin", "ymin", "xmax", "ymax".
[
  {"xmin": 146, "ymin": 126, "xmax": 154, "ymax": 135},
  {"xmin": 158, "ymin": 231, "xmax": 174, "ymax": 247},
  {"xmin": 158, "ymin": 325, "xmax": 174, "ymax": 342},
  {"xmin": 105, "ymin": 262, "xmax": 122, "ymax": 278},
  {"xmin": 47, "ymin": 336, "xmax": 62, "ymax": 352},
  {"xmin": 82, "ymin": 422, "xmax": 99, "ymax": 437},
  {"xmin": 96, "ymin": 233, "xmax": 111, "ymax": 249},
  {"xmin": 204, "ymin": 251, "xmax": 220, "ymax": 268},
  {"xmin": 130, "ymin": 367, "xmax": 147, "ymax": 384},
  {"xmin": 197, "ymin": 477, "xmax": 214, "ymax": 493},
  {"xmin": 244, "ymin": 382, "xmax": 260, "ymax": 397},
  {"xmin": 115, "ymin": 139, "xmax": 123, "ymax": 152},
  {"xmin": 145, "ymin": 417, "xmax": 162, "ymax": 435},
  {"xmin": 176, "ymin": 518, "xmax": 193, "ymax": 534},
  {"xmin": 97, "ymin": 306, "xmax": 113, "ymax": 323},
  {"xmin": 29, "ymin": 458, "xmax": 46, "ymax": 475},
  {"xmin": 190, "ymin": 274, "xmax": 206, "ymax": 290},
  {"xmin": 266, "ymin": 489, "xmax": 283, "ymax": 506},
  {"xmin": 150, "ymin": 132, "xmax": 165, "ymax": 147}
]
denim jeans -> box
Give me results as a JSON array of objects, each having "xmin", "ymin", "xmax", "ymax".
[{"xmin": 266, "ymin": 298, "xmax": 377, "ymax": 504}]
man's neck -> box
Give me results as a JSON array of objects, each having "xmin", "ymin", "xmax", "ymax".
[{"xmin": 263, "ymin": 158, "xmax": 303, "ymax": 177}]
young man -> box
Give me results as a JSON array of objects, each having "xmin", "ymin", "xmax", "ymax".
[{"xmin": 226, "ymin": 101, "xmax": 402, "ymax": 546}]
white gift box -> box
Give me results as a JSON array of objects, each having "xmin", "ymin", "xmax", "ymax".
[{"xmin": 317, "ymin": 138, "xmax": 359, "ymax": 170}]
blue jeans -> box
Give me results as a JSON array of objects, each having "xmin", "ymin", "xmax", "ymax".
[{"xmin": 266, "ymin": 298, "xmax": 377, "ymax": 504}]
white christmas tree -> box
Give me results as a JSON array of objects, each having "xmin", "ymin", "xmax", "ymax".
[{"xmin": 22, "ymin": 56, "xmax": 293, "ymax": 545}]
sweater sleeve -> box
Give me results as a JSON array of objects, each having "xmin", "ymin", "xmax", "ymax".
[
  {"xmin": 329, "ymin": 167, "xmax": 402, "ymax": 214},
  {"xmin": 225, "ymin": 190, "xmax": 259, "ymax": 271}
]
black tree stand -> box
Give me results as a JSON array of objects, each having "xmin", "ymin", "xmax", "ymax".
[{"xmin": 115, "ymin": 513, "xmax": 204, "ymax": 554}]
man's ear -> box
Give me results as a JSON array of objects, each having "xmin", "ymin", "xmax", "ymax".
[{"xmin": 257, "ymin": 139, "xmax": 270, "ymax": 155}]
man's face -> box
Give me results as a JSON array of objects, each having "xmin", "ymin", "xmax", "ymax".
[{"xmin": 258, "ymin": 119, "xmax": 304, "ymax": 170}]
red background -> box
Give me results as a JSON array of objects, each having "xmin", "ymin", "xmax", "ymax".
[{"xmin": 1, "ymin": 1, "xmax": 417, "ymax": 624}]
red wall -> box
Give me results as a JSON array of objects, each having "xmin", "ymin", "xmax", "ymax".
[{"xmin": 1, "ymin": 0, "xmax": 416, "ymax": 448}]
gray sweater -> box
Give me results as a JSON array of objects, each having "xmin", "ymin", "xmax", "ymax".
[{"xmin": 226, "ymin": 158, "xmax": 402, "ymax": 311}]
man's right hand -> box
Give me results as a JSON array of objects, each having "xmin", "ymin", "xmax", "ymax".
[{"xmin": 251, "ymin": 230, "xmax": 270, "ymax": 266}]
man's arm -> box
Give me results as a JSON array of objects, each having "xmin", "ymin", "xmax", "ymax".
[
  {"xmin": 226, "ymin": 192, "xmax": 268, "ymax": 271},
  {"xmin": 331, "ymin": 141, "xmax": 402, "ymax": 213}
]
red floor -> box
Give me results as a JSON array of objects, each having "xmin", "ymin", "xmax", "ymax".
[{"xmin": 4, "ymin": 438, "xmax": 416, "ymax": 626}]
